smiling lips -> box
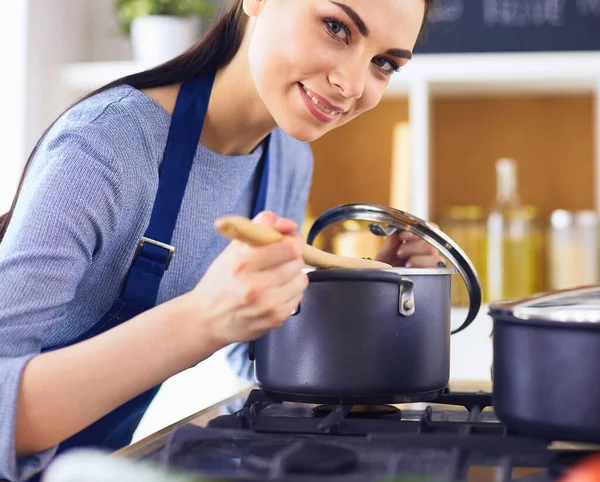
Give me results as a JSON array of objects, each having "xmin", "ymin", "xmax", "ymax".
[{"xmin": 299, "ymin": 83, "xmax": 346, "ymax": 123}]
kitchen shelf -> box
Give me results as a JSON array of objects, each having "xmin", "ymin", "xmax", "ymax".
[
  {"xmin": 388, "ymin": 51, "xmax": 600, "ymax": 96},
  {"xmin": 388, "ymin": 52, "xmax": 600, "ymax": 220}
]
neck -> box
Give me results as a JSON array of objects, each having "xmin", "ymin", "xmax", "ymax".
[{"xmin": 201, "ymin": 35, "xmax": 277, "ymax": 155}]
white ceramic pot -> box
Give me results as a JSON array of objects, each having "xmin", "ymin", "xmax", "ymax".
[{"xmin": 131, "ymin": 15, "xmax": 202, "ymax": 65}]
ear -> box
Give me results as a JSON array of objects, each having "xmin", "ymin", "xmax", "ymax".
[{"xmin": 242, "ymin": 0, "xmax": 264, "ymax": 17}]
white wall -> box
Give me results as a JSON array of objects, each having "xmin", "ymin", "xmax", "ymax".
[
  {"xmin": 87, "ymin": 1, "xmax": 133, "ymax": 62},
  {"xmin": 0, "ymin": 0, "xmax": 28, "ymax": 214},
  {"xmin": 26, "ymin": 0, "xmax": 88, "ymax": 152},
  {"xmin": 2, "ymin": 0, "xmax": 92, "ymax": 213}
]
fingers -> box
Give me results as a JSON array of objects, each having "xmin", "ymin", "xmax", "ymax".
[
  {"xmin": 252, "ymin": 210, "xmax": 278, "ymax": 226},
  {"xmin": 397, "ymin": 231, "xmax": 432, "ymax": 243},
  {"xmin": 236, "ymin": 267, "xmax": 308, "ymax": 324},
  {"xmin": 253, "ymin": 211, "xmax": 298, "ymax": 235},
  {"xmin": 230, "ymin": 210, "xmax": 305, "ymax": 273},
  {"xmin": 271, "ymin": 268, "xmax": 309, "ymax": 304},
  {"xmin": 405, "ymin": 255, "xmax": 446, "ymax": 268},
  {"xmin": 239, "ymin": 292, "xmax": 305, "ymax": 340},
  {"xmin": 390, "ymin": 230, "xmax": 442, "ymax": 269},
  {"xmin": 232, "ymin": 234, "xmax": 305, "ymax": 274},
  {"xmin": 374, "ymin": 234, "xmax": 402, "ymax": 263},
  {"xmin": 396, "ymin": 222, "xmax": 438, "ymax": 242},
  {"xmin": 396, "ymin": 238, "xmax": 438, "ymax": 259},
  {"xmin": 273, "ymin": 217, "xmax": 298, "ymax": 235}
]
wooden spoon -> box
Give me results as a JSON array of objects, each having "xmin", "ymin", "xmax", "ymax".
[{"xmin": 214, "ymin": 215, "xmax": 392, "ymax": 269}]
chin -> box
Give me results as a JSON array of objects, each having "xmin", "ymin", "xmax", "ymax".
[{"xmin": 274, "ymin": 115, "xmax": 335, "ymax": 143}]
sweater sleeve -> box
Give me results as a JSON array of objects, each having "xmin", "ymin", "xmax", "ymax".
[{"xmin": 0, "ymin": 125, "xmax": 123, "ymax": 481}]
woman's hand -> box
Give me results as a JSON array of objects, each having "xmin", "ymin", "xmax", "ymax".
[
  {"xmin": 375, "ymin": 227, "xmax": 445, "ymax": 268},
  {"xmin": 186, "ymin": 211, "xmax": 308, "ymax": 350}
]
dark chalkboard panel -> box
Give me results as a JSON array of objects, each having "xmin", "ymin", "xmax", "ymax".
[{"xmin": 416, "ymin": 0, "xmax": 600, "ymax": 53}]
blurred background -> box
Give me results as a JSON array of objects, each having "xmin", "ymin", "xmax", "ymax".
[{"xmin": 0, "ymin": 0, "xmax": 599, "ymax": 442}]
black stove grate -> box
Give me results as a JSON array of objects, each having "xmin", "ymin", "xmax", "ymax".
[
  {"xmin": 210, "ymin": 389, "xmax": 501, "ymax": 436},
  {"xmin": 146, "ymin": 389, "xmax": 598, "ymax": 482}
]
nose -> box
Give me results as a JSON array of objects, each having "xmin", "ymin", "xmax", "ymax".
[{"xmin": 328, "ymin": 58, "xmax": 368, "ymax": 100}]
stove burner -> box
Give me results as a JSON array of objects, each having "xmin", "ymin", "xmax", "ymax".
[
  {"xmin": 244, "ymin": 440, "xmax": 359, "ymax": 475},
  {"xmin": 243, "ymin": 442, "xmax": 283, "ymax": 472},
  {"xmin": 313, "ymin": 404, "xmax": 400, "ymax": 418},
  {"xmin": 284, "ymin": 442, "xmax": 359, "ymax": 474},
  {"xmin": 261, "ymin": 388, "xmax": 443, "ymax": 405}
]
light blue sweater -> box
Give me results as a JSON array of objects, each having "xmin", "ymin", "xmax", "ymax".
[{"xmin": 0, "ymin": 84, "xmax": 313, "ymax": 481}]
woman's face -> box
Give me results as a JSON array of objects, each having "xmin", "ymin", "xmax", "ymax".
[{"xmin": 244, "ymin": 0, "xmax": 425, "ymax": 142}]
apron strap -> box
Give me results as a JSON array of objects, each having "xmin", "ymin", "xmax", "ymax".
[
  {"xmin": 120, "ymin": 72, "xmax": 271, "ymax": 308},
  {"xmin": 251, "ymin": 135, "xmax": 270, "ymax": 219},
  {"xmin": 120, "ymin": 73, "xmax": 214, "ymax": 308},
  {"xmin": 145, "ymin": 74, "xmax": 215, "ymax": 246}
]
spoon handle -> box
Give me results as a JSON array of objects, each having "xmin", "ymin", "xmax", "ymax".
[{"xmin": 214, "ymin": 215, "xmax": 392, "ymax": 269}]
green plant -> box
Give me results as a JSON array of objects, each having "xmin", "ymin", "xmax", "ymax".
[{"xmin": 115, "ymin": 0, "xmax": 216, "ymax": 35}]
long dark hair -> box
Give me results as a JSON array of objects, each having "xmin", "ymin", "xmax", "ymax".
[{"xmin": 0, "ymin": 0, "xmax": 433, "ymax": 242}]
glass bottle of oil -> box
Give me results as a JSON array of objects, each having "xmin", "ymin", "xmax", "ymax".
[{"xmin": 486, "ymin": 158, "xmax": 534, "ymax": 302}]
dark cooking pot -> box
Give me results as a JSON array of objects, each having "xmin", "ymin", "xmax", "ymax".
[
  {"xmin": 490, "ymin": 286, "xmax": 600, "ymax": 443},
  {"xmin": 250, "ymin": 203, "xmax": 482, "ymax": 404}
]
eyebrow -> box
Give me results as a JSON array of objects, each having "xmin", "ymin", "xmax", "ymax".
[
  {"xmin": 386, "ymin": 48, "xmax": 413, "ymax": 60},
  {"xmin": 330, "ymin": 1, "xmax": 369, "ymax": 36},
  {"xmin": 329, "ymin": 1, "xmax": 413, "ymax": 60}
]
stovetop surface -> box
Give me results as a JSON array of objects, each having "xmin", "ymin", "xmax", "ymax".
[{"xmin": 144, "ymin": 389, "xmax": 598, "ymax": 482}]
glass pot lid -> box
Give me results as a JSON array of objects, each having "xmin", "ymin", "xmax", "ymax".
[
  {"xmin": 306, "ymin": 203, "xmax": 483, "ymax": 335},
  {"xmin": 489, "ymin": 286, "xmax": 600, "ymax": 324}
]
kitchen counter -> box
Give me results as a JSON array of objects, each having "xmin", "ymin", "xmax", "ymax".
[{"xmin": 116, "ymin": 385, "xmax": 255, "ymax": 460}]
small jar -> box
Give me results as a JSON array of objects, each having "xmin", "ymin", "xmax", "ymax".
[{"xmin": 441, "ymin": 205, "xmax": 487, "ymax": 307}]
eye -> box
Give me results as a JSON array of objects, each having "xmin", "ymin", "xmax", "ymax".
[
  {"xmin": 372, "ymin": 57, "xmax": 400, "ymax": 75},
  {"xmin": 324, "ymin": 18, "xmax": 350, "ymax": 43}
]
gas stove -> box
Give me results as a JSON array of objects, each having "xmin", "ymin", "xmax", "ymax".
[{"xmin": 143, "ymin": 389, "xmax": 599, "ymax": 482}]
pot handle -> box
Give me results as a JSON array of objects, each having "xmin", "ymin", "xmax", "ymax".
[
  {"xmin": 306, "ymin": 203, "xmax": 482, "ymax": 334},
  {"xmin": 398, "ymin": 277, "xmax": 415, "ymax": 316}
]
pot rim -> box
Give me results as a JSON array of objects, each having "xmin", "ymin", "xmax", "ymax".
[
  {"xmin": 302, "ymin": 266, "xmax": 457, "ymax": 275},
  {"xmin": 489, "ymin": 285, "xmax": 600, "ymax": 324},
  {"xmin": 490, "ymin": 312, "xmax": 600, "ymax": 329}
]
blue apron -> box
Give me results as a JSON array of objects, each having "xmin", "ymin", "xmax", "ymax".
[{"xmin": 32, "ymin": 72, "xmax": 270, "ymax": 478}]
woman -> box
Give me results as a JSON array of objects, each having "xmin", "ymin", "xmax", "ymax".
[{"xmin": 0, "ymin": 0, "xmax": 439, "ymax": 480}]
